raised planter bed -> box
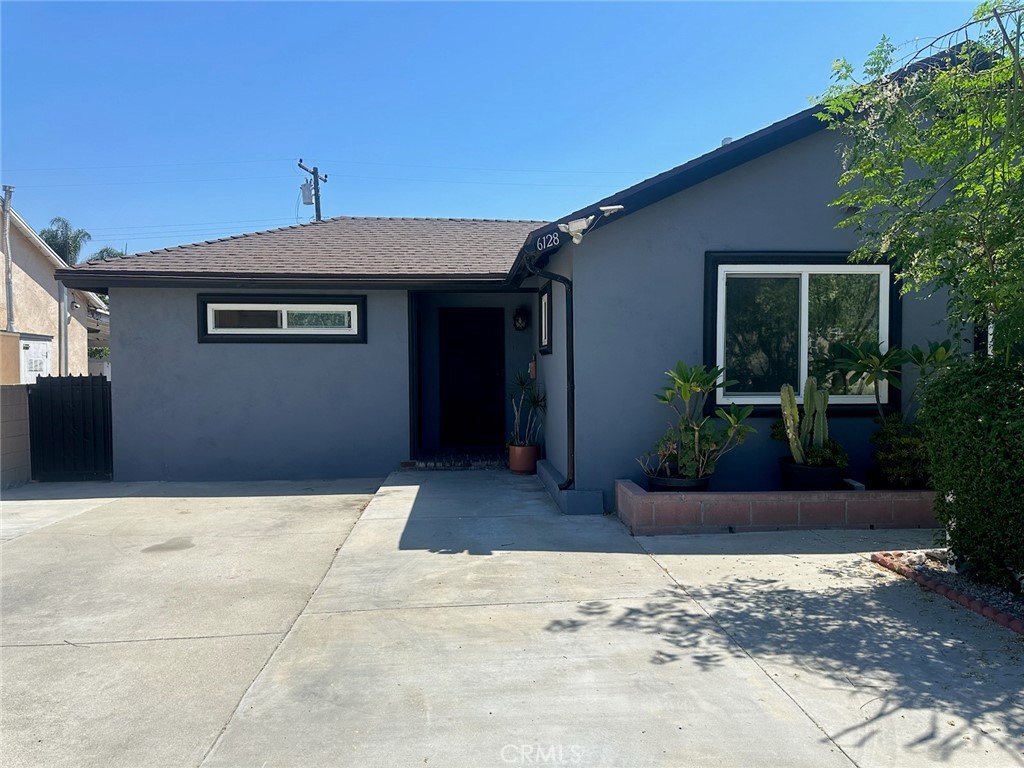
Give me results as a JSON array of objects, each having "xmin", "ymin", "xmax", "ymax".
[{"xmin": 615, "ymin": 480, "xmax": 937, "ymax": 536}]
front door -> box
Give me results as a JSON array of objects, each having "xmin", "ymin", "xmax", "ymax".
[{"xmin": 438, "ymin": 307, "xmax": 505, "ymax": 449}]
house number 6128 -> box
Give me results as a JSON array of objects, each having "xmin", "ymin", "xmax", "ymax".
[{"xmin": 537, "ymin": 232, "xmax": 560, "ymax": 251}]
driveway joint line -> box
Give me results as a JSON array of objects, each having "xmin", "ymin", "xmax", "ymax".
[
  {"xmin": 637, "ymin": 539, "xmax": 863, "ymax": 768},
  {"xmin": 197, "ymin": 498, "xmax": 370, "ymax": 767},
  {"xmin": 302, "ymin": 593, "xmax": 673, "ymax": 616},
  {"xmin": 15, "ymin": 530, "xmax": 356, "ymax": 539},
  {"xmin": 0, "ymin": 494, "xmax": 135, "ymax": 543},
  {"xmin": 1, "ymin": 630, "xmax": 286, "ymax": 648},
  {"xmin": 354, "ymin": 512, "xmax": 560, "ymax": 522}
]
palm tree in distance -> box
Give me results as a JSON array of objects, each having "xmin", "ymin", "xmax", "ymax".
[
  {"xmin": 88, "ymin": 246, "xmax": 126, "ymax": 261},
  {"xmin": 39, "ymin": 216, "xmax": 91, "ymax": 265}
]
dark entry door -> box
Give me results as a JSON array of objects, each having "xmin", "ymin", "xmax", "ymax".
[{"xmin": 438, "ymin": 308, "xmax": 505, "ymax": 449}]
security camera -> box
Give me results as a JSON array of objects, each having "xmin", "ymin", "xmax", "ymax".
[{"xmin": 599, "ymin": 205, "xmax": 624, "ymax": 217}]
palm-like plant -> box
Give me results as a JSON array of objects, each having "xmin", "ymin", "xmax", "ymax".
[
  {"xmin": 834, "ymin": 341, "xmax": 907, "ymax": 419},
  {"xmin": 639, "ymin": 361, "xmax": 756, "ymax": 480},
  {"xmin": 509, "ymin": 371, "xmax": 546, "ymax": 447},
  {"xmin": 39, "ymin": 217, "xmax": 91, "ymax": 266}
]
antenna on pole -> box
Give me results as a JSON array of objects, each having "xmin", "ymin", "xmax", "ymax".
[{"xmin": 297, "ymin": 158, "xmax": 328, "ymax": 221}]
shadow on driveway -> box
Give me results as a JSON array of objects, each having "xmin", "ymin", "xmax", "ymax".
[{"xmin": 545, "ymin": 572, "xmax": 1024, "ymax": 765}]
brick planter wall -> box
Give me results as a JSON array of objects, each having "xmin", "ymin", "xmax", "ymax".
[{"xmin": 615, "ymin": 480, "xmax": 937, "ymax": 536}]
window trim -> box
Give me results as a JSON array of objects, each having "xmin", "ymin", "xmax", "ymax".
[
  {"xmin": 703, "ymin": 253, "xmax": 902, "ymax": 412},
  {"xmin": 197, "ymin": 294, "xmax": 368, "ymax": 343},
  {"xmin": 538, "ymin": 282, "xmax": 553, "ymax": 355}
]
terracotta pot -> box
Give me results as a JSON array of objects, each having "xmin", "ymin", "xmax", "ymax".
[
  {"xmin": 778, "ymin": 457, "xmax": 844, "ymax": 491},
  {"xmin": 646, "ymin": 475, "xmax": 710, "ymax": 493},
  {"xmin": 509, "ymin": 445, "xmax": 540, "ymax": 475}
]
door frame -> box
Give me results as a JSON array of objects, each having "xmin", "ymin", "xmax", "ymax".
[{"xmin": 408, "ymin": 288, "xmax": 536, "ymax": 460}]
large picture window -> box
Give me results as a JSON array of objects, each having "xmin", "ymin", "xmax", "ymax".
[
  {"xmin": 198, "ymin": 295, "xmax": 367, "ymax": 343},
  {"xmin": 711, "ymin": 258, "xmax": 891, "ymax": 406}
]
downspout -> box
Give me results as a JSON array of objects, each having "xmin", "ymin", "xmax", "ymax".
[
  {"xmin": 524, "ymin": 256, "xmax": 575, "ymax": 491},
  {"xmin": 2, "ymin": 185, "xmax": 14, "ymax": 332},
  {"xmin": 58, "ymin": 283, "xmax": 68, "ymax": 375}
]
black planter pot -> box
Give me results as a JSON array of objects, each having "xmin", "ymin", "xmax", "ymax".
[
  {"xmin": 778, "ymin": 457, "xmax": 844, "ymax": 491},
  {"xmin": 645, "ymin": 475, "xmax": 710, "ymax": 493}
]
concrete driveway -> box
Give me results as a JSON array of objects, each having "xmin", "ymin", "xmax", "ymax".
[
  {"xmin": 3, "ymin": 471, "xmax": 1023, "ymax": 767},
  {"xmin": 1, "ymin": 478, "xmax": 381, "ymax": 768}
]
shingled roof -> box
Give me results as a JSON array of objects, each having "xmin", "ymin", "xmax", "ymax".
[{"xmin": 57, "ymin": 216, "xmax": 545, "ymax": 290}]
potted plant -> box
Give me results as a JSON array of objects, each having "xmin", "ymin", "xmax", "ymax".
[
  {"xmin": 638, "ymin": 361, "xmax": 755, "ymax": 491},
  {"xmin": 508, "ymin": 371, "xmax": 546, "ymax": 474},
  {"xmin": 778, "ymin": 377, "xmax": 848, "ymax": 490}
]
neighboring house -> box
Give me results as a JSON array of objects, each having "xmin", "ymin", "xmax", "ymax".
[
  {"xmin": 57, "ymin": 103, "xmax": 948, "ymax": 512},
  {"xmin": 0, "ymin": 208, "xmax": 110, "ymax": 384}
]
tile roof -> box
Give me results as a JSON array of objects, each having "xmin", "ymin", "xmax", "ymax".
[{"xmin": 60, "ymin": 216, "xmax": 546, "ymax": 283}]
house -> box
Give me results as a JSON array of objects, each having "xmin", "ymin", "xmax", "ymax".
[
  {"xmin": 56, "ymin": 104, "xmax": 947, "ymax": 512},
  {"xmin": 0, "ymin": 207, "xmax": 110, "ymax": 384}
]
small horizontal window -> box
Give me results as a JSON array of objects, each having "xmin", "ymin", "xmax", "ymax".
[{"xmin": 198, "ymin": 295, "xmax": 366, "ymax": 343}]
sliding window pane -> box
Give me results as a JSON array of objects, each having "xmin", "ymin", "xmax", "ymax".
[
  {"xmin": 808, "ymin": 274, "xmax": 880, "ymax": 394},
  {"xmin": 213, "ymin": 309, "xmax": 281, "ymax": 329},
  {"xmin": 724, "ymin": 276, "xmax": 800, "ymax": 395}
]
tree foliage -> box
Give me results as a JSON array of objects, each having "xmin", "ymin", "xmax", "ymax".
[
  {"xmin": 39, "ymin": 216, "xmax": 91, "ymax": 266},
  {"xmin": 88, "ymin": 246, "xmax": 126, "ymax": 261},
  {"xmin": 818, "ymin": 3, "xmax": 1024, "ymax": 358}
]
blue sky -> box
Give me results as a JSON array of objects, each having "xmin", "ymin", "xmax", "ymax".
[{"xmin": 2, "ymin": 1, "xmax": 975, "ymax": 257}]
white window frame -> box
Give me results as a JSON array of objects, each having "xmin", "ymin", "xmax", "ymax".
[
  {"xmin": 206, "ymin": 302, "xmax": 359, "ymax": 336},
  {"xmin": 716, "ymin": 263, "xmax": 890, "ymax": 406}
]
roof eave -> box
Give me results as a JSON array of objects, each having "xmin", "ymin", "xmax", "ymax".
[
  {"xmin": 55, "ymin": 269, "xmax": 514, "ymax": 293},
  {"xmin": 509, "ymin": 104, "xmax": 826, "ymax": 283}
]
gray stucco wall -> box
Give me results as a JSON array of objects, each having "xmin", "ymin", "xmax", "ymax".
[
  {"xmin": 415, "ymin": 290, "xmax": 537, "ymax": 452},
  {"xmin": 534, "ymin": 249, "xmax": 572, "ymax": 480},
  {"xmin": 559, "ymin": 129, "xmax": 950, "ymax": 508},
  {"xmin": 110, "ymin": 287, "xmax": 409, "ymax": 480}
]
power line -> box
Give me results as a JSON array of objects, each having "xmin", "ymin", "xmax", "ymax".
[
  {"xmin": 2, "ymin": 157, "xmax": 651, "ymax": 176},
  {"xmin": 16, "ymin": 175, "xmax": 297, "ymax": 189},
  {"xmin": 90, "ymin": 226, "xmax": 308, "ymax": 241},
  {"xmin": 17, "ymin": 173, "xmax": 617, "ymax": 191},
  {"xmin": 331, "ymin": 173, "xmax": 613, "ymax": 189},
  {"xmin": 321, "ymin": 159, "xmax": 648, "ymax": 175},
  {"xmin": 85, "ymin": 216, "xmax": 297, "ymax": 233},
  {"xmin": 0, "ymin": 158, "xmax": 296, "ymax": 172}
]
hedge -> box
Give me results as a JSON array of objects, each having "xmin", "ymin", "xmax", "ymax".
[{"xmin": 918, "ymin": 357, "xmax": 1024, "ymax": 588}]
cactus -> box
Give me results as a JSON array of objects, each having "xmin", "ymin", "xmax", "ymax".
[
  {"xmin": 781, "ymin": 377, "xmax": 831, "ymax": 465},
  {"xmin": 780, "ymin": 383, "xmax": 806, "ymax": 464}
]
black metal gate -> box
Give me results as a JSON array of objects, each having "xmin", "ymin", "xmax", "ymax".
[{"xmin": 28, "ymin": 375, "xmax": 112, "ymax": 481}]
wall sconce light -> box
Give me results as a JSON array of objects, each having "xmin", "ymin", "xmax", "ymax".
[{"xmin": 513, "ymin": 306, "xmax": 530, "ymax": 332}]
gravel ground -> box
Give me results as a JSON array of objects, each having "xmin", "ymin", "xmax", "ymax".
[{"xmin": 890, "ymin": 549, "xmax": 1024, "ymax": 622}]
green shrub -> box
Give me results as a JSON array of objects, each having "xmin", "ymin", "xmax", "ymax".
[
  {"xmin": 869, "ymin": 415, "xmax": 929, "ymax": 489},
  {"xmin": 918, "ymin": 357, "xmax": 1024, "ymax": 588}
]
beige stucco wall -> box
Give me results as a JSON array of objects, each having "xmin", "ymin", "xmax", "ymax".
[
  {"xmin": 0, "ymin": 225, "xmax": 90, "ymax": 377},
  {"xmin": 0, "ymin": 331, "xmax": 19, "ymax": 384}
]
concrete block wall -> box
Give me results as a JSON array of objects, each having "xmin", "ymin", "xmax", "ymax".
[
  {"xmin": 616, "ymin": 480, "xmax": 937, "ymax": 535},
  {"xmin": 1, "ymin": 384, "xmax": 31, "ymax": 488}
]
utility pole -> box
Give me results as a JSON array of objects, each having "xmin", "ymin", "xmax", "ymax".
[{"xmin": 297, "ymin": 159, "xmax": 328, "ymax": 221}]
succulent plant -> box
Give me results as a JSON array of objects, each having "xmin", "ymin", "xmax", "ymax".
[{"xmin": 780, "ymin": 377, "xmax": 843, "ymax": 467}]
